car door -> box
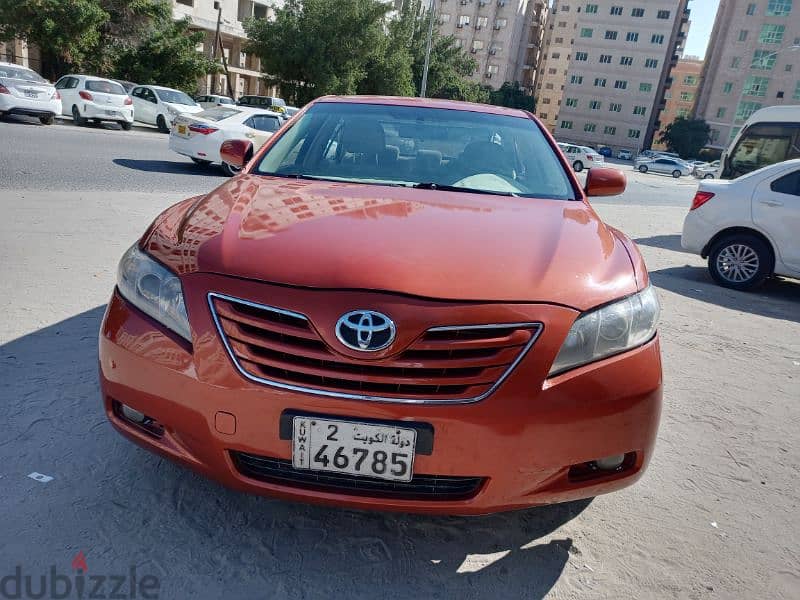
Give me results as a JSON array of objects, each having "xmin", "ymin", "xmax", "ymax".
[
  {"xmin": 652, "ymin": 159, "xmax": 670, "ymax": 174},
  {"xmin": 752, "ymin": 168, "xmax": 800, "ymax": 273},
  {"xmin": 131, "ymin": 87, "xmax": 147, "ymax": 123},
  {"xmin": 55, "ymin": 76, "xmax": 79, "ymax": 115},
  {"xmin": 243, "ymin": 113, "xmax": 283, "ymax": 149}
]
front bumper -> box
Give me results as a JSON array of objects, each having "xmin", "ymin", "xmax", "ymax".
[{"xmin": 99, "ymin": 275, "xmax": 663, "ymax": 515}]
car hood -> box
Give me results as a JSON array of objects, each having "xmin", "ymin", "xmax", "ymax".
[{"xmin": 143, "ymin": 176, "xmax": 639, "ymax": 310}]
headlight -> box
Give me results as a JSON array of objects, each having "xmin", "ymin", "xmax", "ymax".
[
  {"xmin": 166, "ymin": 105, "xmax": 179, "ymax": 115},
  {"xmin": 549, "ymin": 286, "xmax": 660, "ymax": 376},
  {"xmin": 117, "ymin": 244, "xmax": 191, "ymax": 342}
]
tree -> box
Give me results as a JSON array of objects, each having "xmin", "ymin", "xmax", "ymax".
[
  {"xmin": 0, "ymin": 0, "xmax": 108, "ymax": 79},
  {"xmin": 489, "ymin": 81, "xmax": 535, "ymax": 111},
  {"xmin": 658, "ymin": 117, "xmax": 711, "ymax": 159}
]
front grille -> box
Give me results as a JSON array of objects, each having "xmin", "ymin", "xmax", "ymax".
[
  {"xmin": 209, "ymin": 293, "xmax": 542, "ymax": 403},
  {"xmin": 231, "ymin": 452, "xmax": 485, "ymax": 501}
]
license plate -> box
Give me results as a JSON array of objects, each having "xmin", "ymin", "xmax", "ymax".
[
  {"xmin": 292, "ymin": 417, "xmax": 416, "ymax": 482},
  {"xmin": 105, "ymin": 109, "xmax": 117, "ymax": 116},
  {"xmin": 24, "ymin": 91, "xmax": 38, "ymax": 98},
  {"xmin": 177, "ymin": 124, "xmax": 188, "ymax": 136}
]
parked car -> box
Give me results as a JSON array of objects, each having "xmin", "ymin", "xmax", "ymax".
[
  {"xmin": 130, "ymin": 85, "xmax": 202, "ymax": 132},
  {"xmin": 100, "ymin": 95, "xmax": 663, "ymax": 515},
  {"xmin": 55, "ymin": 75, "xmax": 134, "ymax": 130},
  {"xmin": 237, "ymin": 95, "xmax": 286, "ymax": 111},
  {"xmin": 0, "ymin": 61, "xmax": 61, "ymax": 125},
  {"xmin": 557, "ymin": 142, "xmax": 605, "ymax": 172},
  {"xmin": 284, "ymin": 106, "xmax": 300, "ymax": 117},
  {"xmin": 113, "ymin": 79, "xmax": 137, "ymax": 94},
  {"xmin": 694, "ymin": 160, "xmax": 720, "ymax": 179},
  {"xmin": 196, "ymin": 94, "xmax": 234, "ymax": 108},
  {"xmin": 597, "ymin": 146, "xmax": 613, "ymax": 157},
  {"xmin": 682, "ymin": 158, "xmax": 800, "ymax": 290},
  {"xmin": 169, "ymin": 106, "xmax": 283, "ymax": 175},
  {"xmin": 617, "ymin": 149, "xmax": 633, "ymax": 160},
  {"xmin": 635, "ymin": 157, "xmax": 691, "ymax": 178}
]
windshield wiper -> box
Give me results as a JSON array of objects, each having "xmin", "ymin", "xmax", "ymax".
[
  {"xmin": 264, "ymin": 173, "xmax": 412, "ymax": 187},
  {"xmin": 412, "ymin": 182, "xmax": 517, "ymax": 197}
]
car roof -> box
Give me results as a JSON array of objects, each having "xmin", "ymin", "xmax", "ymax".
[{"xmin": 315, "ymin": 95, "xmax": 532, "ymax": 119}]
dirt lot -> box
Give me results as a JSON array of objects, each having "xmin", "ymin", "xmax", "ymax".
[{"xmin": 0, "ymin": 130, "xmax": 798, "ymax": 598}]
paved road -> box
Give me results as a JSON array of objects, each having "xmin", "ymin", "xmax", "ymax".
[{"xmin": 1, "ymin": 116, "xmax": 797, "ymax": 599}]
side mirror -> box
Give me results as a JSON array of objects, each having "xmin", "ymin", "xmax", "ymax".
[
  {"xmin": 220, "ymin": 139, "xmax": 252, "ymax": 169},
  {"xmin": 584, "ymin": 167, "xmax": 626, "ymax": 197}
]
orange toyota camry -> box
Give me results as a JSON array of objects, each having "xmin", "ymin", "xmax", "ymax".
[{"xmin": 99, "ymin": 96, "xmax": 662, "ymax": 515}]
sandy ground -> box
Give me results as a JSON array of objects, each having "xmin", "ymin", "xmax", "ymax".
[{"xmin": 1, "ymin": 182, "xmax": 798, "ymax": 598}]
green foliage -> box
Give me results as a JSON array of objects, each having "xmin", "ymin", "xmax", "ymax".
[
  {"xmin": 489, "ymin": 81, "xmax": 535, "ymax": 111},
  {"xmin": 658, "ymin": 117, "xmax": 711, "ymax": 159}
]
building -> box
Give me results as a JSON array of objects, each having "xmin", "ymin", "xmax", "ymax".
[
  {"xmin": 0, "ymin": 39, "xmax": 41, "ymax": 71},
  {"xmin": 652, "ymin": 55, "xmax": 703, "ymax": 149},
  {"xmin": 173, "ymin": 0, "xmax": 281, "ymax": 97},
  {"xmin": 534, "ymin": 0, "xmax": 691, "ymax": 153},
  {"xmin": 693, "ymin": 0, "xmax": 800, "ymax": 148},
  {"xmin": 434, "ymin": 0, "xmax": 549, "ymax": 90}
]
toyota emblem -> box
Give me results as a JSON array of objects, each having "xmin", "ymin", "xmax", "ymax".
[{"xmin": 335, "ymin": 310, "xmax": 396, "ymax": 352}]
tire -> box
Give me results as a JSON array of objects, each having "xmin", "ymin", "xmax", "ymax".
[
  {"xmin": 72, "ymin": 105, "xmax": 86, "ymax": 126},
  {"xmin": 221, "ymin": 161, "xmax": 241, "ymax": 177},
  {"xmin": 39, "ymin": 115, "xmax": 54, "ymax": 125},
  {"xmin": 672, "ymin": 170, "xmax": 681, "ymax": 178},
  {"xmin": 638, "ymin": 165, "xmax": 648, "ymax": 173},
  {"xmin": 92, "ymin": 118, "xmax": 101, "ymax": 124},
  {"xmin": 120, "ymin": 121, "xmax": 132, "ymax": 131},
  {"xmin": 704, "ymin": 173, "xmax": 714, "ymax": 179},
  {"xmin": 191, "ymin": 157, "xmax": 212, "ymax": 166},
  {"xmin": 156, "ymin": 114, "xmax": 169, "ymax": 133},
  {"xmin": 708, "ymin": 234, "xmax": 773, "ymax": 291},
  {"xmin": 572, "ymin": 160, "xmax": 584, "ymax": 173}
]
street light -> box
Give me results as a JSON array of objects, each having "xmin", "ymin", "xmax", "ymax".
[
  {"xmin": 732, "ymin": 43, "xmax": 800, "ymax": 127},
  {"xmin": 420, "ymin": 0, "xmax": 436, "ymax": 98}
]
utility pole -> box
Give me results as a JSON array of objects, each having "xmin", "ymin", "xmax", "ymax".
[
  {"xmin": 420, "ymin": 0, "xmax": 436, "ymax": 98},
  {"xmin": 211, "ymin": 1, "xmax": 222, "ymax": 94}
]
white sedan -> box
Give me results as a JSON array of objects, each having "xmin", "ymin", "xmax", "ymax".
[
  {"xmin": 682, "ymin": 159, "xmax": 800, "ymax": 290},
  {"xmin": 55, "ymin": 75, "xmax": 134, "ymax": 129},
  {"xmin": 0, "ymin": 61, "xmax": 61, "ymax": 124},
  {"xmin": 557, "ymin": 142, "xmax": 604, "ymax": 172},
  {"xmin": 169, "ymin": 106, "xmax": 284, "ymax": 175},
  {"xmin": 635, "ymin": 157, "xmax": 692, "ymax": 178},
  {"xmin": 130, "ymin": 85, "xmax": 202, "ymax": 132}
]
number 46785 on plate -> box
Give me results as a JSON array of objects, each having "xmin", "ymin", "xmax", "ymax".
[{"xmin": 292, "ymin": 417, "xmax": 417, "ymax": 482}]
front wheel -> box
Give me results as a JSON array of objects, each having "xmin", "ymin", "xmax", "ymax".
[
  {"xmin": 72, "ymin": 105, "xmax": 86, "ymax": 126},
  {"xmin": 638, "ymin": 165, "xmax": 648, "ymax": 173},
  {"xmin": 704, "ymin": 173, "xmax": 714, "ymax": 179},
  {"xmin": 221, "ymin": 162, "xmax": 241, "ymax": 177},
  {"xmin": 156, "ymin": 114, "xmax": 169, "ymax": 133},
  {"xmin": 672, "ymin": 170, "xmax": 681, "ymax": 178},
  {"xmin": 572, "ymin": 160, "xmax": 584, "ymax": 173},
  {"xmin": 39, "ymin": 115, "xmax": 54, "ymax": 125},
  {"xmin": 120, "ymin": 121, "xmax": 132, "ymax": 131},
  {"xmin": 708, "ymin": 234, "xmax": 772, "ymax": 290}
]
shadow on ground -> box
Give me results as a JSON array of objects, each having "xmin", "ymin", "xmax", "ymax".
[
  {"xmin": 0, "ymin": 307, "xmax": 587, "ymax": 599},
  {"xmin": 650, "ymin": 265, "xmax": 800, "ymax": 323},
  {"xmin": 634, "ymin": 234, "xmax": 693, "ymax": 254},
  {"xmin": 113, "ymin": 158, "xmax": 226, "ymax": 177}
]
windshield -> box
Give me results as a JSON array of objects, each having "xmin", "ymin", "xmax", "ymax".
[
  {"xmin": 723, "ymin": 122, "xmax": 800, "ymax": 178},
  {"xmin": 255, "ymin": 102, "xmax": 574, "ymax": 199},
  {"xmin": 0, "ymin": 65, "xmax": 47, "ymax": 83},
  {"xmin": 86, "ymin": 80, "xmax": 126, "ymax": 94},
  {"xmin": 155, "ymin": 89, "xmax": 196, "ymax": 105},
  {"xmin": 196, "ymin": 107, "xmax": 241, "ymax": 121}
]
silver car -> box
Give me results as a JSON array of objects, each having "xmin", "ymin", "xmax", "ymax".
[{"xmin": 635, "ymin": 157, "xmax": 692, "ymax": 178}]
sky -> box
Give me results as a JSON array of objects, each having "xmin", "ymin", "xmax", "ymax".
[{"xmin": 683, "ymin": 0, "xmax": 721, "ymax": 59}]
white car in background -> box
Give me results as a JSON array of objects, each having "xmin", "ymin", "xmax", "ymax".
[
  {"xmin": 195, "ymin": 94, "xmax": 234, "ymax": 108},
  {"xmin": 557, "ymin": 142, "xmax": 604, "ymax": 172},
  {"xmin": 0, "ymin": 61, "xmax": 61, "ymax": 125},
  {"xmin": 682, "ymin": 159, "xmax": 800, "ymax": 290},
  {"xmin": 635, "ymin": 156, "xmax": 692, "ymax": 178},
  {"xmin": 169, "ymin": 106, "xmax": 284, "ymax": 175},
  {"xmin": 55, "ymin": 75, "xmax": 133, "ymax": 129},
  {"xmin": 130, "ymin": 85, "xmax": 202, "ymax": 132}
]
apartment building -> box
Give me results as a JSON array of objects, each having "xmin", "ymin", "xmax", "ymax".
[
  {"xmin": 693, "ymin": 0, "xmax": 800, "ymax": 148},
  {"xmin": 652, "ymin": 55, "xmax": 703, "ymax": 149},
  {"xmin": 0, "ymin": 39, "xmax": 41, "ymax": 71},
  {"xmin": 435, "ymin": 0, "xmax": 548, "ymax": 90},
  {"xmin": 173, "ymin": 0, "xmax": 281, "ymax": 97},
  {"xmin": 535, "ymin": 0, "xmax": 691, "ymax": 152}
]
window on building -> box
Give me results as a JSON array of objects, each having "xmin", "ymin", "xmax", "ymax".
[
  {"xmin": 584, "ymin": 123, "xmax": 597, "ymax": 132},
  {"xmin": 558, "ymin": 20, "xmax": 568, "ymax": 27},
  {"xmin": 752, "ymin": 49, "xmax": 777, "ymax": 69},
  {"xmin": 551, "ymin": 52, "xmax": 561, "ymax": 59},
  {"xmin": 620, "ymin": 56, "xmax": 633, "ymax": 66},
  {"xmin": 561, "ymin": 120, "xmax": 574, "ymax": 129},
  {"xmin": 472, "ymin": 40, "xmax": 484, "ymax": 51},
  {"xmin": 644, "ymin": 58, "xmax": 658, "ymax": 68},
  {"xmin": 746, "ymin": 3, "xmax": 757, "ymax": 15},
  {"xmin": 610, "ymin": 6, "xmax": 623, "ymax": 15},
  {"xmin": 594, "ymin": 77, "xmax": 607, "ymax": 87},
  {"xmin": 476, "ymin": 16, "xmax": 489, "ymax": 29},
  {"xmin": 590, "ymin": 100, "xmax": 602, "ymax": 109},
  {"xmin": 542, "ymin": 97, "xmax": 552, "ymax": 104},
  {"xmin": 730, "ymin": 56, "xmax": 742, "ymax": 68},
  {"xmin": 744, "ymin": 75, "xmax": 770, "ymax": 96},
  {"xmin": 628, "ymin": 129, "xmax": 641, "ymax": 138},
  {"xmin": 710, "ymin": 128, "xmax": 721, "ymax": 142},
  {"xmin": 580, "ymin": 27, "xmax": 593, "ymax": 37},
  {"xmin": 545, "ymin": 82, "xmax": 554, "ymax": 89},
  {"xmin": 759, "ymin": 24, "xmax": 786, "ymax": 43},
  {"xmin": 626, "ymin": 32, "xmax": 639, "ymax": 42},
  {"xmin": 651, "ymin": 34, "xmax": 664, "ymax": 44},
  {"xmin": 657, "ymin": 9, "xmax": 670, "ymax": 18},
  {"xmin": 605, "ymin": 30, "xmax": 618, "ymax": 40},
  {"xmin": 453, "ymin": 38, "xmax": 464, "ymax": 48},
  {"xmin": 176, "ymin": 0, "xmax": 193, "ymax": 5},
  {"xmin": 585, "ymin": 3, "xmax": 598, "ymax": 13},
  {"xmin": 640, "ymin": 82, "xmax": 652, "ymax": 92},
  {"xmin": 614, "ymin": 80, "xmax": 627, "ymax": 89},
  {"xmin": 565, "ymin": 97, "xmax": 579, "ymax": 107},
  {"xmin": 600, "ymin": 54, "xmax": 612, "ymax": 63},
  {"xmin": 736, "ymin": 101, "xmax": 763, "ymax": 120},
  {"xmin": 561, "ymin": 4, "xmax": 571, "ymax": 11},
  {"xmin": 679, "ymin": 91, "xmax": 695, "ymax": 101},
  {"xmin": 548, "ymin": 67, "xmax": 558, "ymax": 74},
  {"xmin": 575, "ymin": 52, "xmax": 589, "ymax": 61},
  {"xmin": 794, "ymin": 81, "xmax": 800, "ymax": 99},
  {"xmin": 716, "ymin": 107, "xmax": 727, "ymax": 118},
  {"xmin": 633, "ymin": 105, "xmax": 647, "ymax": 115},
  {"xmin": 738, "ymin": 30, "xmax": 749, "ymax": 42},
  {"xmin": 766, "ymin": 0, "xmax": 793, "ymax": 16},
  {"xmin": 677, "ymin": 108, "xmax": 691, "ymax": 118},
  {"xmin": 458, "ymin": 15, "xmax": 470, "ymax": 27},
  {"xmin": 495, "ymin": 18, "xmax": 508, "ymax": 28},
  {"xmin": 604, "ymin": 125, "xmax": 617, "ymax": 135},
  {"xmin": 609, "ymin": 103, "xmax": 622, "ymax": 112},
  {"xmin": 723, "ymin": 81, "xmax": 734, "ymax": 94},
  {"xmin": 664, "ymin": 90, "xmax": 672, "ymax": 99},
  {"xmin": 785, "ymin": 64, "xmax": 793, "ymax": 72},
  {"xmin": 683, "ymin": 75, "xmax": 698, "ymax": 86},
  {"xmin": 555, "ymin": 37, "xmax": 564, "ymax": 43},
  {"xmin": 631, "ymin": 8, "xmax": 644, "ymax": 17},
  {"xmin": 777, "ymin": 90, "xmax": 785, "ymax": 98},
  {"xmin": 541, "ymin": 113, "xmax": 548, "ymax": 119},
  {"xmin": 439, "ymin": 13, "xmax": 452, "ymax": 23},
  {"xmin": 570, "ymin": 74, "xmax": 584, "ymax": 84}
]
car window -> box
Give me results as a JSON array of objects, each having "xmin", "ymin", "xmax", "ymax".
[
  {"xmin": 728, "ymin": 125, "xmax": 796, "ymax": 177},
  {"xmin": 196, "ymin": 107, "xmax": 242, "ymax": 121},
  {"xmin": 145, "ymin": 89, "xmax": 158, "ymax": 103},
  {"xmin": 0, "ymin": 65, "xmax": 46, "ymax": 83},
  {"xmin": 255, "ymin": 102, "xmax": 575, "ymax": 200},
  {"xmin": 246, "ymin": 114, "xmax": 282, "ymax": 132},
  {"xmin": 219, "ymin": 97, "xmax": 234, "ymax": 105},
  {"xmin": 85, "ymin": 80, "xmax": 126, "ymax": 94},
  {"xmin": 770, "ymin": 170, "xmax": 800, "ymax": 197},
  {"xmin": 196, "ymin": 96, "xmax": 208, "ymax": 103},
  {"xmin": 55, "ymin": 77, "xmax": 67, "ymax": 89}
]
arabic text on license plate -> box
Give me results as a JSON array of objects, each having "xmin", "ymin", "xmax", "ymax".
[
  {"xmin": 105, "ymin": 109, "xmax": 117, "ymax": 116},
  {"xmin": 24, "ymin": 91, "xmax": 38, "ymax": 98},
  {"xmin": 292, "ymin": 417, "xmax": 416, "ymax": 482}
]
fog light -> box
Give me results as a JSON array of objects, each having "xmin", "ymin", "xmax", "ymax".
[
  {"xmin": 595, "ymin": 454, "xmax": 626, "ymax": 470},
  {"xmin": 112, "ymin": 400, "xmax": 164, "ymax": 438},
  {"xmin": 120, "ymin": 404, "xmax": 146, "ymax": 424}
]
